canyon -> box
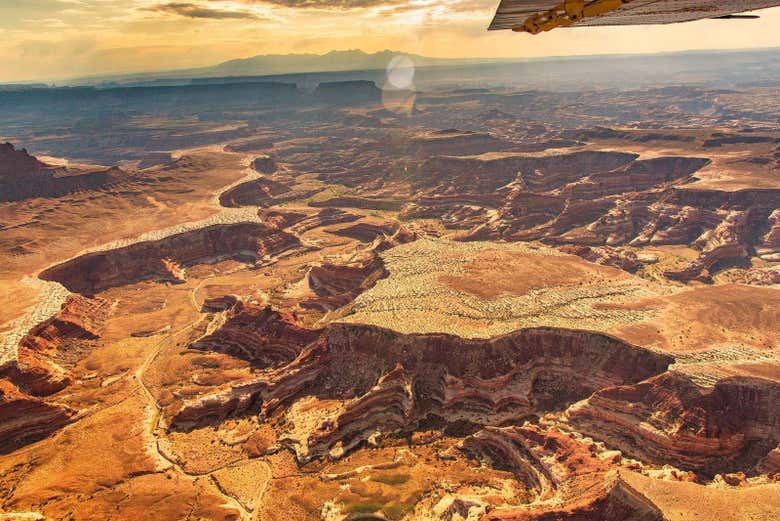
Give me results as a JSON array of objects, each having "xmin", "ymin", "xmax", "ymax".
[{"xmin": 0, "ymin": 77, "xmax": 777, "ymax": 521}]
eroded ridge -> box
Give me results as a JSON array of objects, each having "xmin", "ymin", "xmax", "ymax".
[
  {"xmin": 39, "ymin": 222, "xmax": 301, "ymax": 294},
  {"xmin": 568, "ymin": 371, "xmax": 780, "ymax": 475},
  {"xmin": 0, "ymin": 380, "xmax": 77, "ymax": 454},
  {"xmin": 460, "ymin": 425, "xmax": 665, "ymax": 521},
  {"xmin": 170, "ymin": 322, "xmax": 672, "ymax": 461}
]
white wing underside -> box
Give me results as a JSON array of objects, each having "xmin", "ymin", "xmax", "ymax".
[{"xmin": 489, "ymin": 0, "xmax": 780, "ymax": 30}]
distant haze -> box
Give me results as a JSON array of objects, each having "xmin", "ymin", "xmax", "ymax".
[{"xmin": 1, "ymin": 2, "xmax": 780, "ymax": 82}]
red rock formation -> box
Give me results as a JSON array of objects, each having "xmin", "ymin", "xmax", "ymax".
[
  {"xmin": 308, "ymin": 196, "xmax": 405, "ymax": 211},
  {"xmin": 302, "ymin": 254, "xmax": 387, "ymax": 313},
  {"xmin": 0, "ymin": 142, "xmax": 124, "ymax": 202},
  {"xmin": 0, "ymin": 380, "xmax": 76, "ymax": 453},
  {"xmin": 555, "ymin": 157, "xmax": 709, "ymax": 199},
  {"xmin": 460, "ymin": 425, "xmax": 664, "ymax": 521},
  {"xmin": 2, "ymin": 350, "xmax": 72, "ymax": 397},
  {"xmin": 416, "ymin": 149, "xmax": 776, "ymax": 281},
  {"xmin": 170, "ymin": 323, "xmax": 672, "ymax": 464},
  {"xmin": 287, "ymin": 208, "xmax": 360, "ymax": 234},
  {"xmin": 257, "ymin": 208, "xmax": 308, "ymax": 229},
  {"xmin": 192, "ymin": 303, "xmax": 321, "ymax": 367},
  {"xmin": 408, "ymin": 129, "xmax": 516, "ymax": 157},
  {"xmin": 306, "ymin": 363, "xmax": 414, "ymax": 459},
  {"xmin": 416, "ymin": 151, "xmax": 638, "ymax": 194},
  {"xmin": 301, "ymin": 225, "xmax": 416, "ymax": 312},
  {"xmin": 665, "ymin": 210, "xmax": 751, "ymax": 281},
  {"xmin": 170, "ymin": 341, "xmax": 329, "ymax": 429},
  {"xmin": 3, "ymin": 295, "xmax": 113, "ymax": 396},
  {"xmin": 328, "ymin": 222, "xmax": 399, "ymax": 242},
  {"xmin": 19, "ymin": 295, "xmax": 112, "ymax": 353},
  {"xmin": 251, "ymin": 155, "xmax": 278, "ymax": 174},
  {"xmin": 201, "ymin": 294, "xmax": 240, "ymax": 312},
  {"xmin": 40, "ymin": 223, "xmax": 300, "ymax": 294},
  {"xmin": 218, "ymin": 177, "xmax": 290, "ymax": 207},
  {"xmin": 568, "ymin": 372, "xmax": 780, "ymax": 473},
  {"xmin": 758, "ymin": 209, "xmax": 780, "ymax": 261},
  {"xmin": 558, "ymin": 245, "xmax": 640, "ymax": 272}
]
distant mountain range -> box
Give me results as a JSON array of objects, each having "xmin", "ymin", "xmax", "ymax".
[
  {"xmin": 197, "ymin": 49, "xmax": 482, "ymax": 77},
  {"xmin": 56, "ymin": 46, "xmax": 780, "ymax": 88},
  {"xmin": 67, "ymin": 50, "xmax": 489, "ymax": 86}
]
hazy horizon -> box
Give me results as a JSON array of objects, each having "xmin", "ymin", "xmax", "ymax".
[{"xmin": 2, "ymin": 1, "xmax": 780, "ymax": 83}]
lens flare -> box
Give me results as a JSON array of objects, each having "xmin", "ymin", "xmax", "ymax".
[{"xmin": 386, "ymin": 55, "xmax": 415, "ymax": 90}]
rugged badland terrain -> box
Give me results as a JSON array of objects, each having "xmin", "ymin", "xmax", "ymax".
[{"xmin": 0, "ymin": 58, "xmax": 779, "ymax": 521}]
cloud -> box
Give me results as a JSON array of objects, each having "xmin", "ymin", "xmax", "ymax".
[
  {"xmin": 246, "ymin": 0, "xmax": 385, "ymax": 7},
  {"xmin": 148, "ymin": 2, "xmax": 260, "ymax": 19},
  {"xmin": 238, "ymin": 0, "xmax": 493, "ymax": 14}
]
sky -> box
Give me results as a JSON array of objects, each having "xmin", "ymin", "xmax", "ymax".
[{"xmin": 1, "ymin": 0, "xmax": 780, "ymax": 82}]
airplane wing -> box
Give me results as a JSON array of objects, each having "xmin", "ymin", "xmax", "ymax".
[{"xmin": 489, "ymin": 0, "xmax": 780, "ymax": 33}]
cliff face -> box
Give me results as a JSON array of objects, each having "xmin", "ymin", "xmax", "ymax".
[
  {"xmin": 416, "ymin": 150, "xmax": 639, "ymax": 194},
  {"xmin": 0, "ymin": 142, "xmax": 124, "ymax": 201},
  {"xmin": 0, "ymin": 380, "xmax": 76, "ymax": 454},
  {"xmin": 461, "ymin": 425, "xmax": 665, "ymax": 521},
  {"xmin": 39, "ymin": 223, "xmax": 301, "ymax": 294},
  {"xmin": 397, "ymin": 145, "xmax": 777, "ymax": 281},
  {"xmin": 299, "ymin": 224, "xmax": 415, "ymax": 312},
  {"xmin": 191, "ymin": 303, "xmax": 321, "ymax": 367},
  {"xmin": 170, "ymin": 321, "xmax": 672, "ymax": 465},
  {"xmin": 218, "ymin": 177, "xmax": 291, "ymax": 207},
  {"xmin": 3, "ymin": 295, "xmax": 113, "ymax": 397},
  {"xmin": 568, "ymin": 372, "xmax": 780, "ymax": 474},
  {"xmin": 19, "ymin": 295, "xmax": 112, "ymax": 353}
]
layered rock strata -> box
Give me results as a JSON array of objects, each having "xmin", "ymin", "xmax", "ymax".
[
  {"xmin": 40, "ymin": 223, "xmax": 300, "ymax": 294},
  {"xmin": 3, "ymin": 295, "xmax": 113, "ymax": 396},
  {"xmin": 171, "ymin": 323, "xmax": 673, "ymax": 466},
  {"xmin": 460, "ymin": 425, "xmax": 665, "ymax": 521},
  {"xmin": 192, "ymin": 303, "xmax": 321, "ymax": 367},
  {"xmin": 0, "ymin": 380, "xmax": 77, "ymax": 453},
  {"xmin": 301, "ymin": 226, "xmax": 416, "ymax": 312},
  {"xmin": 0, "ymin": 142, "xmax": 125, "ymax": 201},
  {"xmin": 568, "ymin": 372, "xmax": 780, "ymax": 474}
]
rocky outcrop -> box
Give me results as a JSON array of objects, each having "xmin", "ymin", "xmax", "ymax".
[
  {"xmin": 665, "ymin": 210, "xmax": 751, "ymax": 281},
  {"xmin": 2, "ymin": 350, "xmax": 72, "ymax": 397},
  {"xmin": 568, "ymin": 372, "xmax": 780, "ymax": 474},
  {"xmin": 201, "ymin": 294, "xmax": 240, "ymax": 312},
  {"xmin": 460, "ymin": 425, "xmax": 664, "ymax": 521},
  {"xmin": 308, "ymin": 196, "xmax": 405, "ymax": 211},
  {"xmin": 757, "ymin": 209, "xmax": 780, "ymax": 261},
  {"xmin": 0, "ymin": 142, "xmax": 125, "ymax": 201},
  {"xmin": 0, "ymin": 380, "xmax": 77, "ymax": 453},
  {"xmin": 416, "ymin": 151, "xmax": 638, "ymax": 194},
  {"xmin": 251, "ymin": 155, "xmax": 278, "ymax": 174},
  {"xmin": 192, "ymin": 303, "xmax": 321, "ymax": 367},
  {"xmin": 301, "ymin": 226, "xmax": 416, "ymax": 312},
  {"xmin": 555, "ymin": 157, "xmax": 709, "ymax": 199},
  {"xmin": 218, "ymin": 177, "xmax": 290, "ymax": 207},
  {"xmin": 2, "ymin": 295, "xmax": 113, "ymax": 396},
  {"xmin": 170, "ymin": 322, "xmax": 672, "ymax": 464},
  {"xmin": 40, "ymin": 223, "xmax": 300, "ymax": 294},
  {"xmin": 407, "ymin": 129, "xmax": 516, "ymax": 157},
  {"xmin": 404, "ymin": 146, "xmax": 777, "ymax": 281},
  {"xmin": 0, "ymin": 143, "xmax": 127, "ymax": 202},
  {"xmin": 327, "ymin": 222, "xmax": 399, "ymax": 242},
  {"xmin": 287, "ymin": 209, "xmax": 360, "ymax": 234},
  {"xmin": 302, "ymin": 256, "xmax": 387, "ymax": 313},
  {"xmin": 18, "ymin": 295, "xmax": 112, "ymax": 353},
  {"xmin": 170, "ymin": 341, "xmax": 328, "ymax": 429},
  {"xmin": 567, "ymin": 126, "xmax": 696, "ymax": 143},
  {"xmin": 557, "ymin": 244, "xmax": 640, "ymax": 271}
]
